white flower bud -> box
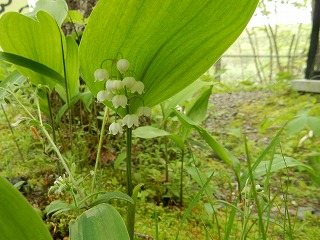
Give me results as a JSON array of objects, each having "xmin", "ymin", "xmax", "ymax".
[
  {"xmin": 117, "ymin": 59, "xmax": 130, "ymax": 74},
  {"xmin": 123, "ymin": 77, "xmax": 137, "ymax": 89},
  {"xmin": 137, "ymin": 106, "xmax": 152, "ymax": 117},
  {"xmin": 94, "ymin": 69, "xmax": 109, "ymax": 81},
  {"xmin": 97, "ymin": 90, "xmax": 113, "ymax": 102},
  {"xmin": 131, "ymin": 81, "xmax": 144, "ymax": 94},
  {"xmin": 109, "ymin": 122, "xmax": 123, "ymax": 135},
  {"xmin": 122, "ymin": 114, "xmax": 139, "ymax": 128},
  {"xmin": 112, "ymin": 95, "xmax": 128, "ymax": 108}
]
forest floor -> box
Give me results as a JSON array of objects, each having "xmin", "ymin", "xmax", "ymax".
[
  {"xmin": 207, "ymin": 88, "xmax": 320, "ymax": 218},
  {"xmin": 1, "ymin": 84, "xmax": 320, "ymax": 239}
]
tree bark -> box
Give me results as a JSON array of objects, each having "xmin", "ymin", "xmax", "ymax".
[{"xmin": 305, "ymin": 0, "xmax": 320, "ymax": 79}]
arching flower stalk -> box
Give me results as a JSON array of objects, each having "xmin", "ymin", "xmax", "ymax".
[{"xmin": 93, "ymin": 57, "xmax": 151, "ymax": 239}]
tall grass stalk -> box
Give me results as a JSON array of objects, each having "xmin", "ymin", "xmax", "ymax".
[
  {"xmin": 280, "ymin": 145, "xmax": 295, "ymax": 239},
  {"xmin": 244, "ymin": 136, "xmax": 266, "ymax": 239}
]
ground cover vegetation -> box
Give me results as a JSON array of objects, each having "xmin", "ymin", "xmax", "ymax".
[{"xmin": 0, "ymin": 0, "xmax": 319, "ymax": 239}]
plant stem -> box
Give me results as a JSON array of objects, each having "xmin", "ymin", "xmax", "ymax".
[
  {"xmin": 126, "ymin": 127, "xmax": 134, "ymax": 240},
  {"xmin": 180, "ymin": 148, "xmax": 184, "ymax": 208},
  {"xmin": 91, "ymin": 107, "xmax": 108, "ymax": 195},
  {"xmin": 126, "ymin": 128, "xmax": 133, "ymax": 196},
  {"xmin": 1, "ymin": 104, "xmax": 24, "ymax": 162}
]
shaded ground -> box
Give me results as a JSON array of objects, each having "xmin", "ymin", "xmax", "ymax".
[{"xmin": 208, "ymin": 91, "xmax": 272, "ymax": 135}]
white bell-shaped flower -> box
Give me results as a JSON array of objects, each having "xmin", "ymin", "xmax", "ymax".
[
  {"xmin": 97, "ymin": 90, "xmax": 113, "ymax": 102},
  {"xmin": 112, "ymin": 95, "xmax": 128, "ymax": 108},
  {"xmin": 123, "ymin": 77, "xmax": 137, "ymax": 89},
  {"xmin": 131, "ymin": 81, "xmax": 144, "ymax": 94},
  {"xmin": 94, "ymin": 69, "xmax": 109, "ymax": 82},
  {"xmin": 137, "ymin": 106, "xmax": 152, "ymax": 117},
  {"xmin": 122, "ymin": 114, "xmax": 139, "ymax": 128},
  {"xmin": 109, "ymin": 122, "xmax": 123, "ymax": 135},
  {"xmin": 106, "ymin": 80, "xmax": 124, "ymax": 93},
  {"xmin": 113, "ymin": 80, "xmax": 124, "ymax": 91},
  {"xmin": 117, "ymin": 59, "xmax": 130, "ymax": 74}
]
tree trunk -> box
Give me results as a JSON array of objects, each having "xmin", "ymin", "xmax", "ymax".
[{"xmin": 305, "ymin": 0, "xmax": 320, "ymax": 79}]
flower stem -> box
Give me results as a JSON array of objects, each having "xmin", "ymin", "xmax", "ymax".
[
  {"xmin": 126, "ymin": 127, "xmax": 133, "ymax": 196},
  {"xmin": 91, "ymin": 107, "xmax": 109, "ymax": 196},
  {"xmin": 126, "ymin": 127, "xmax": 134, "ymax": 240}
]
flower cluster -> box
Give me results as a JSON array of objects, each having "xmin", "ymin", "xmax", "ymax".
[
  {"xmin": 94, "ymin": 58, "xmax": 151, "ymax": 135},
  {"xmin": 48, "ymin": 174, "xmax": 75, "ymax": 195}
]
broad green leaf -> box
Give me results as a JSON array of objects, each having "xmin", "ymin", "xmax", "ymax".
[
  {"xmin": 133, "ymin": 126, "xmax": 171, "ymax": 139},
  {"xmin": 0, "ymin": 52, "xmax": 65, "ymax": 87},
  {"xmin": 286, "ymin": 115, "xmax": 307, "ymax": 137},
  {"xmin": 25, "ymin": 0, "xmax": 68, "ymax": 26},
  {"xmin": 65, "ymin": 36, "xmax": 80, "ymax": 98},
  {"xmin": 182, "ymin": 85, "xmax": 213, "ymax": 140},
  {"xmin": 0, "ymin": 61, "xmax": 11, "ymax": 79},
  {"xmin": 69, "ymin": 203, "xmax": 130, "ymax": 240},
  {"xmin": 253, "ymin": 155, "xmax": 308, "ymax": 179},
  {"xmin": 0, "ymin": 70, "xmax": 27, "ymax": 101},
  {"xmin": 0, "ymin": 176, "xmax": 52, "ymax": 240},
  {"xmin": 186, "ymin": 86, "xmax": 213, "ymax": 124},
  {"xmin": 162, "ymin": 79, "xmax": 213, "ymax": 119},
  {"xmin": 79, "ymin": 0, "xmax": 258, "ymax": 112},
  {"xmin": 89, "ymin": 191, "xmax": 134, "ymax": 208},
  {"xmin": 29, "ymin": 119, "xmax": 41, "ymax": 126},
  {"xmin": 174, "ymin": 109, "xmax": 241, "ymax": 182},
  {"xmin": 45, "ymin": 200, "xmax": 75, "ymax": 216},
  {"xmin": 133, "ymin": 126, "xmax": 184, "ymax": 149},
  {"xmin": 65, "ymin": 10, "xmax": 84, "ymax": 24},
  {"xmin": 308, "ymin": 117, "xmax": 320, "ymax": 137},
  {"xmin": 167, "ymin": 134, "xmax": 185, "ymax": 150},
  {"xmin": 0, "ymin": 11, "xmax": 66, "ymax": 89}
]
